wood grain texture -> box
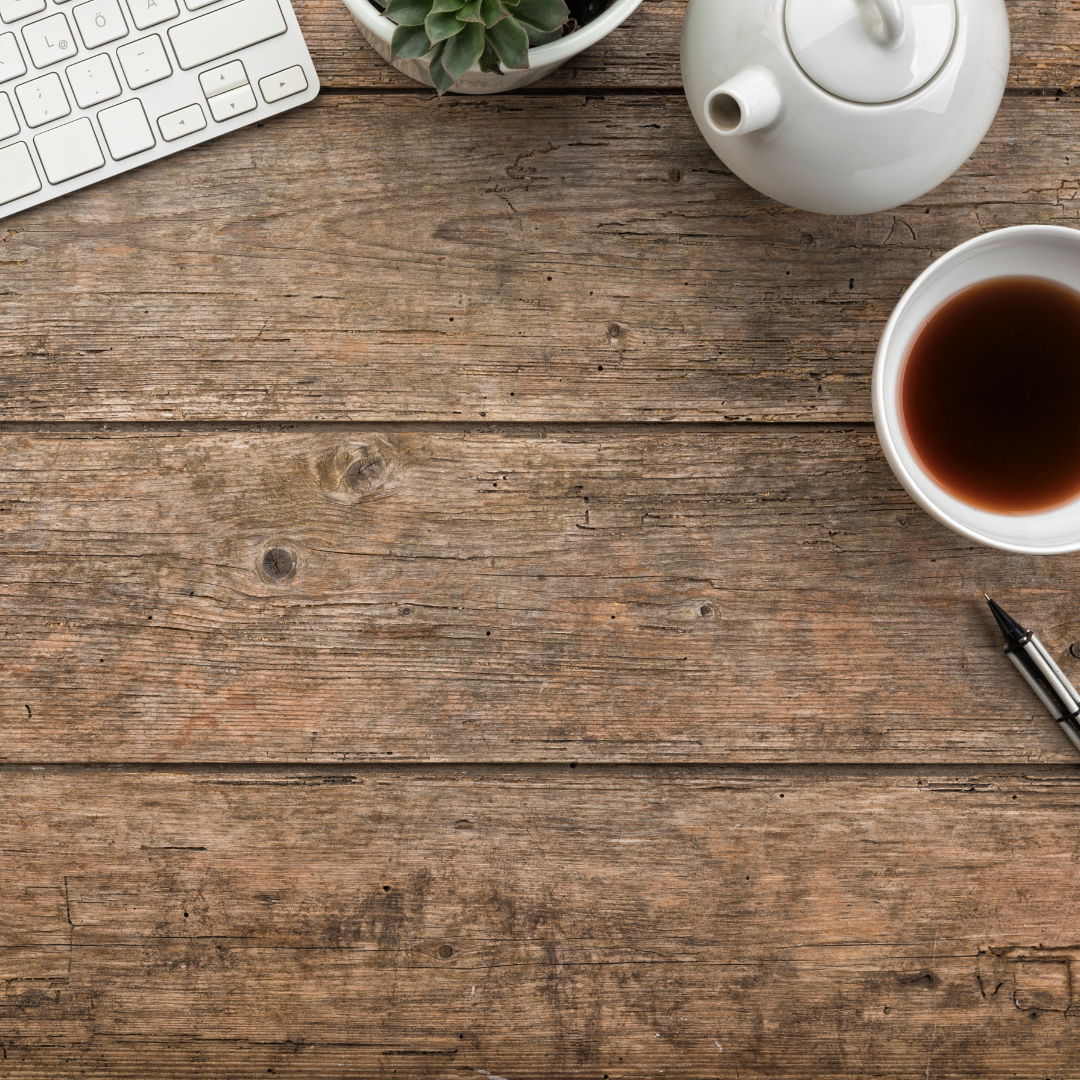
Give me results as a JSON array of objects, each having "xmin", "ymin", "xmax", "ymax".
[
  {"xmin": 5, "ymin": 424, "xmax": 1080, "ymax": 763},
  {"xmin": 299, "ymin": 0, "xmax": 1080, "ymax": 90},
  {"xmin": 3, "ymin": 764, "xmax": 1080, "ymax": 1077},
  {"xmin": 5, "ymin": 95, "xmax": 1080, "ymax": 423}
]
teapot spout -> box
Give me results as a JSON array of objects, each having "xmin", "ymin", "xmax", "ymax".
[{"xmin": 703, "ymin": 67, "xmax": 782, "ymax": 137}]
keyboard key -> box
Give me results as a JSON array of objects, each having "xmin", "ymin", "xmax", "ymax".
[
  {"xmin": 168, "ymin": 0, "xmax": 284, "ymax": 70},
  {"xmin": 207, "ymin": 79, "xmax": 252, "ymax": 120},
  {"xmin": 258, "ymin": 63, "xmax": 304, "ymax": 103},
  {"xmin": 66, "ymin": 51, "xmax": 119, "ymax": 106},
  {"xmin": 0, "ymin": 31, "xmax": 26, "ymax": 82},
  {"xmin": 116, "ymin": 33, "xmax": 169, "ymax": 88},
  {"xmin": 127, "ymin": 0, "xmax": 178, "ymax": 30},
  {"xmin": 15, "ymin": 70, "xmax": 69, "ymax": 125},
  {"xmin": 22, "ymin": 12, "xmax": 77, "ymax": 67},
  {"xmin": 0, "ymin": 140, "xmax": 39, "ymax": 203},
  {"xmin": 98, "ymin": 96, "xmax": 153, "ymax": 158},
  {"xmin": 34, "ymin": 114, "xmax": 103, "ymax": 182},
  {"xmin": 0, "ymin": 88, "xmax": 18, "ymax": 136},
  {"xmin": 157, "ymin": 100, "xmax": 202, "ymax": 140},
  {"xmin": 0, "ymin": 0, "xmax": 45, "ymax": 25},
  {"xmin": 73, "ymin": 0, "xmax": 127, "ymax": 48},
  {"xmin": 199, "ymin": 57, "xmax": 244, "ymax": 97}
]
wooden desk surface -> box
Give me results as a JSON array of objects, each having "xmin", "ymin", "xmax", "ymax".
[{"xmin": 4, "ymin": 3, "xmax": 1080, "ymax": 1075}]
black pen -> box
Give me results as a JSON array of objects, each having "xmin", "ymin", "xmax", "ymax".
[{"xmin": 985, "ymin": 596, "xmax": 1080, "ymax": 754}]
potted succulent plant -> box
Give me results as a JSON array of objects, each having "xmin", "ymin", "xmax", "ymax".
[{"xmin": 342, "ymin": 0, "xmax": 643, "ymax": 93}]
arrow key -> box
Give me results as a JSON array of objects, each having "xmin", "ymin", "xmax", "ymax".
[
  {"xmin": 259, "ymin": 64, "xmax": 305, "ymax": 104},
  {"xmin": 158, "ymin": 101, "xmax": 205, "ymax": 141},
  {"xmin": 208, "ymin": 81, "xmax": 255, "ymax": 122},
  {"xmin": 199, "ymin": 59, "xmax": 246, "ymax": 98}
]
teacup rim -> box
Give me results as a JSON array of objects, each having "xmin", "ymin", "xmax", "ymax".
[{"xmin": 873, "ymin": 223, "xmax": 1080, "ymax": 554}]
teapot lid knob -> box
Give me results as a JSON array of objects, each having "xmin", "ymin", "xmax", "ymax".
[{"xmin": 785, "ymin": 0, "xmax": 956, "ymax": 104}]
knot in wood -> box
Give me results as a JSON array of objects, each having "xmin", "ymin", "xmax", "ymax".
[
  {"xmin": 261, "ymin": 547, "xmax": 294, "ymax": 581},
  {"xmin": 438, "ymin": 944, "xmax": 453, "ymax": 959},
  {"xmin": 314, "ymin": 442, "xmax": 395, "ymax": 501},
  {"xmin": 344, "ymin": 450, "xmax": 388, "ymax": 494}
]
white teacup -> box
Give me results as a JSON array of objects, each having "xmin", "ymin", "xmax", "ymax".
[{"xmin": 873, "ymin": 224, "xmax": 1080, "ymax": 554}]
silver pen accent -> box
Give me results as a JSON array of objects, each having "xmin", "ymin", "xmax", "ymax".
[{"xmin": 986, "ymin": 595, "xmax": 1080, "ymax": 755}]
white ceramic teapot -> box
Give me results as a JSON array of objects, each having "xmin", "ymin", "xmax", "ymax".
[{"xmin": 681, "ymin": 0, "xmax": 1010, "ymax": 215}]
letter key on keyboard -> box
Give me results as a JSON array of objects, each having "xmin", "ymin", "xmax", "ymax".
[
  {"xmin": 23, "ymin": 12, "xmax": 77, "ymax": 67},
  {"xmin": 0, "ymin": 0, "xmax": 46, "ymax": 24},
  {"xmin": 0, "ymin": 32, "xmax": 27, "ymax": 81},
  {"xmin": 0, "ymin": 0, "xmax": 317, "ymax": 217},
  {"xmin": 127, "ymin": 0, "xmax": 178, "ymax": 31},
  {"xmin": 72, "ymin": 0, "xmax": 128, "ymax": 49},
  {"xmin": 0, "ymin": 89, "xmax": 16, "ymax": 136}
]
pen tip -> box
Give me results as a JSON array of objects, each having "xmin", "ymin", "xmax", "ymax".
[{"xmin": 985, "ymin": 595, "xmax": 1027, "ymax": 644}]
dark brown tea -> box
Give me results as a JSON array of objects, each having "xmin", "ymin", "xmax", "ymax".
[{"xmin": 901, "ymin": 275, "xmax": 1080, "ymax": 513}]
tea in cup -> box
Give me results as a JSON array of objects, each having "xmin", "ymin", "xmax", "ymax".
[{"xmin": 874, "ymin": 225, "xmax": 1080, "ymax": 552}]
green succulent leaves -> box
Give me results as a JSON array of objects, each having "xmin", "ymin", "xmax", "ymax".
[
  {"xmin": 385, "ymin": 0, "xmax": 569, "ymax": 93},
  {"xmin": 509, "ymin": 0, "xmax": 569, "ymax": 32}
]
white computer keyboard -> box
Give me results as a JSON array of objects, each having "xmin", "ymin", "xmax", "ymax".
[{"xmin": 0, "ymin": 0, "xmax": 318, "ymax": 219}]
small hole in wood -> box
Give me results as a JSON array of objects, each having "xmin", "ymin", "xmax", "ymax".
[{"xmin": 438, "ymin": 944, "xmax": 453, "ymax": 958}]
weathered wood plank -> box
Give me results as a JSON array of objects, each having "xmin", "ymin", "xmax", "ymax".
[
  {"xmin": 3, "ymin": 95, "xmax": 1079, "ymax": 423},
  {"xmin": 3, "ymin": 765, "xmax": 1080, "ymax": 1076},
  {"xmin": 300, "ymin": 0, "xmax": 1080, "ymax": 90},
  {"xmin": 4, "ymin": 425, "xmax": 1080, "ymax": 762}
]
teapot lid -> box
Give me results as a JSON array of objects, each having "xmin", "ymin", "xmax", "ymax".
[{"xmin": 785, "ymin": 0, "xmax": 956, "ymax": 104}]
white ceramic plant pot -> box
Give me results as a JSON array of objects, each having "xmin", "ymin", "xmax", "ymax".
[{"xmin": 342, "ymin": 0, "xmax": 643, "ymax": 93}]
